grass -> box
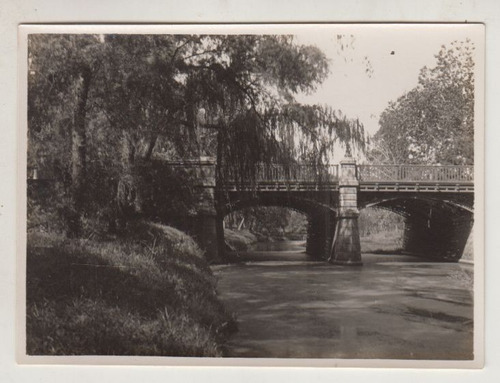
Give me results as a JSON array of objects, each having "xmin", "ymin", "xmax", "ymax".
[
  {"xmin": 26, "ymin": 220, "xmax": 236, "ymax": 356},
  {"xmin": 360, "ymin": 230, "xmax": 404, "ymax": 254}
]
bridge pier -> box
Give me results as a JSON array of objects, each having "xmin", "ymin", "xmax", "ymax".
[
  {"xmin": 329, "ymin": 158, "xmax": 362, "ymax": 266},
  {"xmin": 189, "ymin": 158, "xmax": 225, "ymax": 262},
  {"xmin": 192, "ymin": 209, "xmax": 221, "ymax": 262}
]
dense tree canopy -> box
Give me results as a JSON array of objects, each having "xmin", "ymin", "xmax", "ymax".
[
  {"xmin": 28, "ymin": 34, "xmax": 366, "ymax": 234},
  {"xmin": 371, "ymin": 40, "xmax": 474, "ymax": 165}
]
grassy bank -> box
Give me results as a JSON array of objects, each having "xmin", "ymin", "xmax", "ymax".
[
  {"xmin": 360, "ymin": 230, "xmax": 404, "ymax": 253},
  {"xmin": 26, "ymin": 221, "xmax": 235, "ymax": 356},
  {"xmin": 224, "ymin": 229, "xmax": 257, "ymax": 251}
]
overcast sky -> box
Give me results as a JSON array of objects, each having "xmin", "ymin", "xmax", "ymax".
[{"xmin": 294, "ymin": 24, "xmax": 482, "ymax": 136}]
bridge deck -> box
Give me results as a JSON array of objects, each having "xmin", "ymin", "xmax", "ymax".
[
  {"xmin": 222, "ymin": 182, "xmax": 474, "ymax": 193},
  {"xmin": 159, "ymin": 160, "xmax": 474, "ymax": 193}
]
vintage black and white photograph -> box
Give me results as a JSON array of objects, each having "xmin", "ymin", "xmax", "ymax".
[{"xmin": 19, "ymin": 24, "xmax": 484, "ymax": 367}]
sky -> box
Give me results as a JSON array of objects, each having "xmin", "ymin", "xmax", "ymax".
[{"xmin": 294, "ymin": 24, "xmax": 481, "ymax": 137}]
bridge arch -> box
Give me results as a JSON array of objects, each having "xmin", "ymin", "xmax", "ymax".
[
  {"xmin": 166, "ymin": 159, "xmax": 474, "ymax": 264},
  {"xmin": 221, "ymin": 193, "xmax": 338, "ymax": 260},
  {"xmin": 221, "ymin": 193, "xmax": 337, "ymax": 217},
  {"xmin": 358, "ymin": 194, "xmax": 474, "ymax": 261}
]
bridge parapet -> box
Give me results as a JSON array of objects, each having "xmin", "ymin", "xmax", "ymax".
[
  {"xmin": 358, "ymin": 164, "xmax": 473, "ymax": 183},
  {"xmin": 222, "ymin": 163, "xmax": 339, "ymax": 191},
  {"xmin": 222, "ymin": 163, "xmax": 473, "ymax": 191},
  {"xmin": 253, "ymin": 163, "xmax": 338, "ymax": 183},
  {"xmin": 162, "ymin": 160, "xmax": 473, "ymax": 192}
]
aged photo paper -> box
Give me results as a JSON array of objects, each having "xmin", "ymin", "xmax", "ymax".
[{"xmin": 17, "ymin": 23, "xmax": 485, "ymax": 368}]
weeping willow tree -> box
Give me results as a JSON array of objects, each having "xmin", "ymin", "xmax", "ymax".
[
  {"xmin": 101, "ymin": 34, "xmax": 368, "ymax": 228},
  {"xmin": 179, "ymin": 35, "xmax": 366, "ymax": 184},
  {"xmin": 99, "ymin": 34, "xmax": 366, "ymax": 221}
]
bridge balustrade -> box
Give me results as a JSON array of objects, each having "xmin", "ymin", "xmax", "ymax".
[
  {"xmin": 160, "ymin": 160, "xmax": 473, "ymax": 189},
  {"xmin": 357, "ymin": 165, "xmax": 474, "ymax": 183},
  {"xmin": 253, "ymin": 163, "xmax": 339, "ymax": 183}
]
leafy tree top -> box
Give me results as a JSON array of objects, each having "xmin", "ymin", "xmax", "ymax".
[
  {"xmin": 28, "ymin": 34, "xmax": 367, "ymax": 187},
  {"xmin": 372, "ymin": 40, "xmax": 474, "ymax": 165}
]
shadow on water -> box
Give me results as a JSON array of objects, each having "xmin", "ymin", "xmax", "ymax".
[
  {"xmin": 250, "ymin": 240, "xmax": 306, "ymax": 252},
  {"xmin": 231, "ymin": 240, "xmax": 431, "ymax": 265},
  {"xmin": 215, "ymin": 240, "xmax": 474, "ymax": 359},
  {"xmin": 228, "ymin": 240, "xmax": 310, "ymax": 263}
]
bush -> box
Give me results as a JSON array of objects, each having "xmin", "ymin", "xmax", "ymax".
[{"xmin": 26, "ymin": 222, "xmax": 236, "ymax": 356}]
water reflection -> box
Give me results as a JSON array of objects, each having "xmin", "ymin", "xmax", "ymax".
[
  {"xmin": 213, "ymin": 240, "xmax": 474, "ymax": 359},
  {"xmin": 250, "ymin": 240, "xmax": 306, "ymax": 252}
]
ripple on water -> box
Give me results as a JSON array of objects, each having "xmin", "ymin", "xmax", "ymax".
[{"xmin": 214, "ymin": 241, "xmax": 474, "ymax": 359}]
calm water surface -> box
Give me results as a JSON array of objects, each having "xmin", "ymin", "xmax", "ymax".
[{"xmin": 212, "ymin": 240, "xmax": 473, "ymax": 359}]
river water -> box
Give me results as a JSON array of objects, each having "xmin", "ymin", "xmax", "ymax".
[{"xmin": 212, "ymin": 240, "xmax": 473, "ymax": 360}]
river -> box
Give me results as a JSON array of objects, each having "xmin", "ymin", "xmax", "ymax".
[{"xmin": 212, "ymin": 240, "xmax": 474, "ymax": 360}]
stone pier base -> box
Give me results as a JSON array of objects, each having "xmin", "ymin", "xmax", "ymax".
[
  {"xmin": 329, "ymin": 212, "xmax": 362, "ymax": 266},
  {"xmin": 328, "ymin": 157, "xmax": 362, "ymax": 266}
]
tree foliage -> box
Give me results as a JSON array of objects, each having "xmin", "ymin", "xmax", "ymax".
[
  {"xmin": 28, "ymin": 35, "xmax": 107, "ymax": 235},
  {"xmin": 372, "ymin": 40, "xmax": 474, "ymax": 165},
  {"xmin": 225, "ymin": 207, "xmax": 306, "ymax": 238},
  {"xmin": 28, "ymin": 34, "xmax": 367, "ymax": 235}
]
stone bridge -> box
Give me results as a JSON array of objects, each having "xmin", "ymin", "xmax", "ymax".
[{"xmin": 168, "ymin": 158, "xmax": 474, "ymax": 265}]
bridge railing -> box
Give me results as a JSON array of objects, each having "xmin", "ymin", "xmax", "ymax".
[
  {"xmin": 357, "ymin": 165, "xmax": 474, "ymax": 183},
  {"xmin": 226, "ymin": 163, "xmax": 339, "ymax": 183},
  {"xmin": 161, "ymin": 160, "xmax": 473, "ymax": 186}
]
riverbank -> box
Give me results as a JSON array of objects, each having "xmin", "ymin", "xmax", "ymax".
[
  {"xmin": 26, "ymin": 221, "xmax": 236, "ymax": 356},
  {"xmin": 360, "ymin": 231, "xmax": 403, "ymax": 253},
  {"xmin": 224, "ymin": 228, "xmax": 306, "ymax": 252},
  {"xmin": 224, "ymin": 228, "xmax": 258, "ymax": 251}
]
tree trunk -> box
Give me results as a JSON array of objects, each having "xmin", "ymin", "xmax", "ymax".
[
  {"xmin": 115, "ymin": 130, "xmax": 141, "ymax": 231},
  {"xmin": 214, "ymin": 128, "xmax": 226, "ymax": 261},
  {"xmin": 68, "ymin": 65, "xmax": 92, "ymax": 237},
  {"xmin": 144, "ymin": 134, "xmax": 158, "ymax": 161},
  {"xmin": 120, "ymin": 129, "xmax": 135, "ymax": 170}
]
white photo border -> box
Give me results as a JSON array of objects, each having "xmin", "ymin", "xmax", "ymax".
[{"xmin": 16, "ymin": 22, "xmax": 485, "ymax": 369}]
